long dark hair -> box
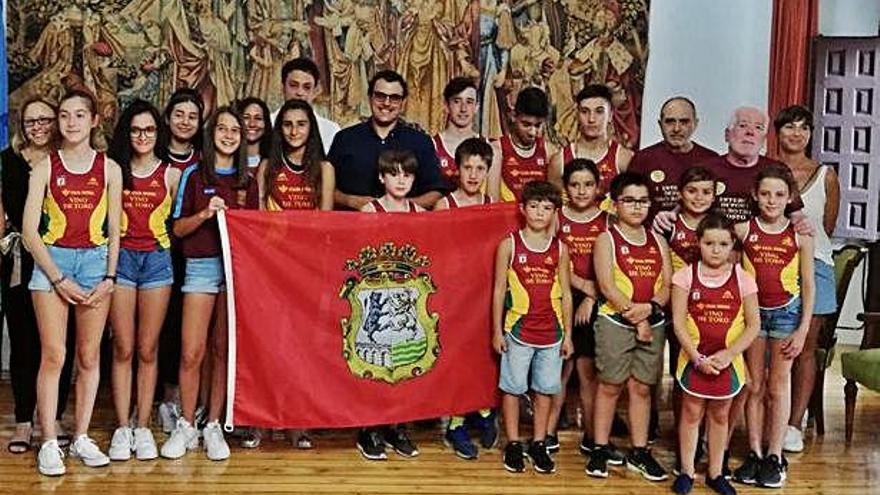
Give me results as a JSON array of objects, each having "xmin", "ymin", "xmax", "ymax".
[
  {"xmin": 236, "ymin": 97, "xmax": 272, "ymax": 159},
  {"xmin": 265, "ymin": 99, "xmax": 325, "ymax": 204},
  {"xmin": 109, "ymin": 99, "xmax": 168, "ymax": 190},
  {"xmin": 162, "ymin": 88, "xmax": 205, "ymax": 153},
  {"xmin": 58, "ymin": 89, "xmax": 101, "ymax": 148},
  {"xmin": 201, "ymin": 107, "xmax": 251, "ymax": 189}
]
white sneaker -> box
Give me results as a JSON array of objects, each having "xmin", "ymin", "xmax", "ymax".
[
  {"xmin": 203, "ymin": 421, "xmax": 231, "ymax": 461},
  {"xmin": 783, "ymin": 425, "xmax": 804, "ymax": 453},
  {"xmin": 134, "ymin": 427, "xmax": 159, "ymax": 460},
  {"xmin": 161, "ymin": 418, "xmax": 199, "ymax": 459},
  {"xmin": 69, "ymin": 435, "xmax": 110, "ymax": 467},
  {"xmin": 158, "ymin": 401, "xmax": 181, "ymax": 434},
  {"xmin": 37, "ymin": 439, "xmax": 66, "ymax": 476},
  {"xmin": 108, "ymin": 426, "xmax": 134, "ymax": 461}
]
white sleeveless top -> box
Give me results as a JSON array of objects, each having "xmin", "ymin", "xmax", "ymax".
[{"xmin": 800, "ymin": 165, "xmax": 834, "ymax": 265}]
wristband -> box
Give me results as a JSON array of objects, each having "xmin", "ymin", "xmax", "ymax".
[
  {"xmin": 103, "ymin": 274, "xmax": 117, "ymax": 283},
  {"xmin": 50, "ymin": 275, "xmax": 66, "ymax": 287},
  {"xmin": 650, "ymin": 300, "xmax": 664, "ymax": 315}
]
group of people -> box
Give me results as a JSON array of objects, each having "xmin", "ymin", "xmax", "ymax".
[{"xmin": 0, "ymin": 56, "xmax": 839, "ymax": 494}]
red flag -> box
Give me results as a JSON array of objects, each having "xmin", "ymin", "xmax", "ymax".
[{"xmin": 219, "ymin": 204, "xmax": 520, "ymax": 428}]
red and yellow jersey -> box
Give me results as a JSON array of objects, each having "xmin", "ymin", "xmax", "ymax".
[
  {"xmin": 121, "ymin": 162, "xmax": 172, "ymax": 251},
  {"xmin": 444, "ymin": 192, "xmax": 492, "ymax": 208},
  {"xmin": 557, "ymin": 207, "xmax": 608, "ymax": 281},
  {"xmin": 499, "ymin": 136, "xmax": 548, "ymax": 203},
  {"xmin": 432, "ymin": 133, "xmax": 459, "ymax": 188},
  {"xmin": 504, "ymin": 231, "xmax": 564, "ymax": 347},
  {"xmin": 598, "ymin": 226, "xmax": 665, "ymax": 325},
  {"xmin": 676, "ymin": 263, "xmax": 747, "ymax": 399},
  {"xmin": 266, "ymin": 165, "xmax": 317, "ymax": 211},
  {"xmin": 562, "ymin": 140, "xmax": 620, "ymax": 211},
  {"xmin": 369, "ymin": 199, "xmax": 418, "ymax": 213},
  {"xmin": 668, "ymin": 214, "xmax": 700, "ymax": 273},
  {"xmin": 40, "ymin": 151, "xmax": 108, "ymax": 248},
  {"xmin": 742, "ymin": 219, "xmax": 800, "ymax": 308}
]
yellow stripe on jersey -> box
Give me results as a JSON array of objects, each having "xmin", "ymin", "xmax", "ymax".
[
  {"xmin": 89, "ymin": 188, "xmax": 109, "ymax": 246},
  {"xmin": 265, "ymin": 195, "xmax": 283, "ymax": 211},
  {"xmin": 503, "ymin": 267, "xmax": 531, "ymax": 333},
  {"xmin": 599, "ymin": 196, "xmax": 614, "ymax": 213},
  {"xmin": 500, "ymin": 181, "xmax": 516, "ymax": 203},
  {"xmin": 670, "ymin": 251, "xmax": 686, "ymax": 273},
  {"xmin": 148, "ymin": 191, "xmax": 173, "ymax": 249},
  {"xmin": 121, "ymin": 210, "xmax": 129, "ymax": 239},
  {"xmin": 550, "ymin": 276, "xmax": 563, "ymax": 329},
  {"xmin": 598, "ymin": 263, "xmax": 634, "ymax": 316},
  {"xmin": 727, "ymin": 305, "xmax": 747, "ymax": 385},
  {"xmin": 40, "ymin": 193, "xmax": 66, "ymax": 245},
  {"xmin": 742, "ymin": 254, "xmax": 756, "ymax": 280},
  {"xmin": 780, "ymin": 252, "xmax": 801, "ymax": 298},
  {"xmin": 677, "ymin": 314, "xmax": 703, "ymax": 378}
]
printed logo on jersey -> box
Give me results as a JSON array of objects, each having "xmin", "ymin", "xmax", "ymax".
[
  {"xmin": 650, "ymin": 170, "xmax": 665, "ymax": 183},
  {"xmin": 518, "ymin": 253, "xmax": 528, "ymax": 264},
  {"xmin": 561, "ymin": 224, "xmax": 571, "ymax": 233},
  {"xmin": 716, "ymin": 181, "xmax": 727, "ymax": 195},
  {"xmin": 57, "ymin": 176, "xmax": 66, "ymax": 187},
  {"xmin": 692, "ymin": 290, "xmax": 702, "ymax": 301},
  {"xmin": 722, "ymin": 290, "xmax": 735, "ymax": 300},
  {"xmin": 440, "ymin": 158, "xmax": 449, "ymax": 169},
  {"xmin": 340, "ymin": 243, "xmax": 439, "ymax": 384},
  {"xmin": 621, "ymin": 245, "xmax": 630, "ymax": 255}
]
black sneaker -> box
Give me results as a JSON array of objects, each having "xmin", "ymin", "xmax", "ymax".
[
  {"xmin": 756, "ymin": 454, "xmax": 786, "ymax": 488},
  {"xmin": 544, "ymin": 434, "xmax": 560, "ymax": 454},
  {"xmin": 585, "ymin": 445, "xmax": 610, "ymax": 478},
  {"xmin": 473, "ymin": 410, "xmax": 499, "ymax": 449},
  {"xmin": 627, "ymin": 447, "xmax": 668, "ymax": 481},
  {"xmin": 356, "ymin": 429, "xmax": 387, "ymax": 460},
  {"xmin": 706, "ymin": 475, "xmax": 738, "ymax": 495},
  {"xmin": 381, "ymin": 426, "xmax": 419, "ymax": 458},
  {"xmin": 527, "ymin": 440, "xmax": 556, "ymax": 474},
  {"xmin": 503, "ymin": 441, "xmax": 526, "ymax": 473},
  {"xmin": 732, "ymin": 450, "xmax": 761, "ymax": 485},
  {"xmin": 606, "ymin": 442, "xmax": 626, "ymax": 466},
  {"xmin": 672, "ymin": 473, "xmax": 695, "ymax": 494},
  {"xmin": 578, "ymin": 434, "xmax": 596, "ymax": 455},
  {"xmin": 721, "ymin": 450, "xmax": 732, "ymax": 479}
]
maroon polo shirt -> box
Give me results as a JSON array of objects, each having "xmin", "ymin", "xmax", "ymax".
[{"xmin": 630, "ymin": 141, "xmax": 718, "ymax": 213}]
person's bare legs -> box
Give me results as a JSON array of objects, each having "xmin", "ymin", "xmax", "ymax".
[
  {"xmin": 110, "ymin": 287, "xmax": 137, "ymax": 426},
  {"xmin": 207, "ymin": 294, "xmax": 228, "ymax": 422},
  {"xmin": 576, "ymin": 357, "xmax": 598, "ymax": 439},
  {"xmin": 745, "ymin": 338, "xmax": 768, "ymax": 454},
  {"xmin": 178, "ymin": 293, "xmax": 216, "ymax": 423},
  {"xmin": 766, "ymin": 340, "xmax": 794, "ymax": 458},
  {"xmin": 532, "ymin": 393, "xmax": 552, "ymax": 441},
  {"xmin": 593, "ymin": 381, "xmax": 623, "ymax": 445},
  {"xmin": 547, "ymin": 358, "xmax": 574, "ymax": 434},
  {"xmin": 135, "ymin": 287, "xmax": 171, "ymax": 427},
  {"xmin": 72, "ymin": 299, "xmax": 112, "ymax": 437},
  {"xmin": 706, "ymin": 399, "xmax": 732, "ymax": 479},
  {"xmin": 502, "ymin": 393, "xmax": 521, "ymax": 441},
  {"xmin": 627, "ymin": 377, "xmax": 651, "ymax": 447},
  {"xmin": 678, "ymin": 395, "xmax": 705, "ymax": 476},
  {"xmin": 789, "ymin": 316, "xmax": 823, "ymax": 429},
  {"xmin": 33, "ymin": 292, "xmax": 70, "ymax": 441}
]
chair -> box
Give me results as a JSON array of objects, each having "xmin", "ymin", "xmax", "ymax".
[
  {"xmin": 842, "ymin": 312, "xmax": 880, "ymax": 444},
  {"xmin": 807, "ymin": 245, "xmax": 867, "ymax": 435}
]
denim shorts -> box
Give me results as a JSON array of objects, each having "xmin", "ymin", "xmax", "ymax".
[
  {"xmin": 117, "ymin": 248, "xmax": 173, "ymax": 289},
  {"xmin": 498, "ymin": 334, "xmax": 563, "ymax": 395},
  {"xmin": 814, "ymin": 260, "xmax": 837, "ymax": 316},
  {"xmin": 182, "ymin": 257, "xmax": 225, "ymax": 294},
  {"xmin": 29, "ymin": 245, "xmax": 107, "ymax": 292},
  {"xmin": 759, "ymin": 296, "xmax": 802, "ymax": 339}
]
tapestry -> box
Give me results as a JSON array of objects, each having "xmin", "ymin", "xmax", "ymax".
[{"xmin": 6, "ymin": 0, "xmax": 648, "ymax": 147}]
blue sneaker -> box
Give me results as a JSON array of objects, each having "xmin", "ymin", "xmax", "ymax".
[
  {"xmin": 444, "ymin": 426, "xmax": 478, "ymax": 460},
  {"xmin": 474, "ymin": 411, "xmax": 499, "ymax": 449}
]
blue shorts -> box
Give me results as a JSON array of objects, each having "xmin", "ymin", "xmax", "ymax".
[
  {"xmin": 29, "ymin": 245, "xmax": 107, "ymax": 292},
  {"xmin": 759, "ymin": 296, "xmax": 802, "ymax": 339},
  {"xmin": 182, "ymin": 257, "xmax": 225, "ymax": 294},
  {"xmin": 498, "ymin": 334, "xmax": 563, "ymax": 395},
  {"xmin": 117, "ymin": 248, "xmax": 173, "ymax": 289},
  {"xmin": 814, "ymin": 260, "xmax": 837, "ymax": 316}
]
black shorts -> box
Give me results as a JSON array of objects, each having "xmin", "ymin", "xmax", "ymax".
[{"xmin": 572, "ymin": 292, "xmax": 597, "ymax": 358}]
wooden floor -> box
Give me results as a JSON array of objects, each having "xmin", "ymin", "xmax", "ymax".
[{"xmin": 1, "ymin": 351, "xmax": 878, "ymax": 494}]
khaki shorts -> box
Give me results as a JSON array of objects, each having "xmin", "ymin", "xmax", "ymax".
[{"xmin": 594, "ymin": 316, "xmax": 666, "ymax": 385}]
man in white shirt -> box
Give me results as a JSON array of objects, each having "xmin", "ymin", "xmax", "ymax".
[{"xmin": 270, "ymin": 58, "xmax": 340, "ymax": 154}]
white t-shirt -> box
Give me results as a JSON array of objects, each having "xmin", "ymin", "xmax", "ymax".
[{"xmin": 270, "ymin": 107, "xmax": 340, "ymax": 155}]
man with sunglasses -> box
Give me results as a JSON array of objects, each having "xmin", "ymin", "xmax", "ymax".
[{"xmin": 329, "ymin": 70, "xmax": 448, "ymax": 211}]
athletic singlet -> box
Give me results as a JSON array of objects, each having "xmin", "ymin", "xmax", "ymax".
[
  {"xmin": 433, "ymin": 133, "xmax": 459, "ymax": 187},
  {"xmin": 668, "ymin": 214, "xmax": 700, "ymax": 273},
  {"xmin": 444, "ymin": 192, "xmax": 492, "ymax": 208},
  {"xmin": 121, "ymin": 162, "xmax": 172, "ymax": 251},
  {"xmin": 499, "ymin": 136, "xmax": 548, "ymax": 203},
  {"xmin": 266, "ymin": 164, "xmax": 317, "ymax": 211},
  {"xmin": 563, "ymin": 140, "xmax": 620, "ymax": 210},
  {"xmin": 676, "ymin": 263, "xmax": 747, "ymax": 399},
  {"xmin": 369, "ymin": 198, "xmax": 418, "ymax": 212},
  {"xmin": 168, "ymin": 148, "xmax": 200, "ymax": 171},
  {"xmin": 598, "ymin": 225, "xmax": 665, "ymax": 326},
  {"xmin": 557, "ymin": 207, "xmax": 608, "ymax": 281},
  {"xmin": 503, "ymin": 231, "xmax": 564, "ymax": 347},
  {"xmin": 40, "ymin": 151, "xmax": 108, "ymax": 248},
  {"xmin": 742, "ymin": 218, "xmax": 800, "ymax": 309}
]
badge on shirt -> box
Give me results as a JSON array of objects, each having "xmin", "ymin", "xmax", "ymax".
[
  {"xmin": 203, "ymin": 187, "xmax": 217, "ymax": 195},
  {"xmin": 561, "ymin": 224, "xmax": 571, "ymax": 233},
  {"xmin": 716, "ymin": 181, "xmax": 727, "ymax": 195},
  {"xmin": 650, "ymin": 170, "xmax": 665, "ymax": 183},
  {"xmin": 440, "ymin": 159, "xmax": 448, "ymax": 169},
  {"xmin": 620, "ymin": 245, "xmax": 630, "ymax": 255},
  {"xmin": 692, "ymin": 290, "xmax": 701, "ymax": 301},
  {"xmin": 56, "ymin": 176, "xmax": 66, "ymax": 187},
  {"xmin": 518, "ymin": 254, "xmax": 527, "ymax": 264}
]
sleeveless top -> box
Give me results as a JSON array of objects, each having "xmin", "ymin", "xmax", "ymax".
[
  {"xmin": 444, "ymin": 192, "xmax": 491, "ymax": 208},
  {"xmin": 40, "ymin": 151, "xmax": 108, "ymax": 248},
  {"xmin": 676, "ymin": 263, "xmax": 747, "ymax": 399},
  {"xmin": 668, "ymin": 214, "xmax": 700, "ymax": 273},
  {"xmin": 432, "ymin": 133, "xmax": 459, "ymax": 187},
  {"xmin": 369, "ymin": 198, "xmax": 418, "ymax": 212},
  {"xmin": 800, "ymin": 166, "xmax": 833, "ymax": 265},
  {"xmin": 499, "ymin": 136, "xmax": 548, "ymax": 202},
  {"xmin": 121, "ymin": 162, "xmax": 172, "ymax": 250},
  {"xmin": 503, "ymin": 231, "xmax": 564, "ymax": 347},
  {"xmin": 563, "ymin": 140, "xmax": 620, "ymax": 210},
  {"xmin": 266, "ymin": 164, "xmax": 317, "ymax": 211},
  {"xmin": 598, "ymin": 225, "xmax": 665, "ymax": 327},
  {"xmin": 557, "ymin": 207, "xmax": 608, "ymax": 281},
  {"xmin": 742, "ymin": 218, "xmax": 800, "ymax": 309}
]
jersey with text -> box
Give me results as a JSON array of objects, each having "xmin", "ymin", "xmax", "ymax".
[
  {"xmin": 742, "ymin": 219, "xmax": 800, "ymax": 308},
  {"xmin": 121, "ymin": 162, "xmax": 172, "ymax": 250},
  {"xmin": 504, "ymin": 231, "xmax": 564, "ymax": 347},
  {"xmin": 266, "ymin": 165, "xmax": 317, "ymax": 210},
  {"xmin": 432, "ymin": 133, "xmax": 459, "ymax": 188},
  {"xmin": 668, "ymin": 214, "xmax": 700, "ymax": 273},
  {"xmin": 40, "ymin": 151, "xmax": 108, "ymax": 248},
  {"xmin": 499, "ymin": 136, "xmax": 548, "ymax": 202},
  {"xmin": 557, "ymin": 208, "xmax": 608, "ymax": 281},
  {"xmin": 598, "ymin": 226, "xmax": 665, "ymax": 326}
]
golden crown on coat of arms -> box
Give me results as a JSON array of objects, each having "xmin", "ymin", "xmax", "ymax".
[{"xmin": 345, "ymin": 242, "xmax": 430, "ymax": 278}]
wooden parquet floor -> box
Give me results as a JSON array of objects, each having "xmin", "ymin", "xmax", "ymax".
[{"xmin": 0, "ymin": 351, "xmax": 878, "ymax": 494}]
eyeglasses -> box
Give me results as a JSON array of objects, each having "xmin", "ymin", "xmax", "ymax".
[
  {"xmin": 130, "ymin": 126, "xmax": 158, "ymax": 138},
  {"xmin": 618, "ymin": 197, "xmax": 651, "ymax": 208},
  {"xmin": 23, "ymin": 117, "xmax": 54, "ymax": 128},
  {"xmin": 371, "ymin": 91, "xmax": 404, "ymax": 104}
]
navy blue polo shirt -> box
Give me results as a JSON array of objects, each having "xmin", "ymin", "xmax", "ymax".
[{"xmin": 328, "ymin": 119, "xmax": 449, "ymax": 199}]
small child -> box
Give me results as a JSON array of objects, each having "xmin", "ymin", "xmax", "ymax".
[
  {"xmin": 671, "ymin": 213, "xmax": 760, "ymax": 495},
  {"xmin": 492, "ymin": 180, "xmax": 573, "ymax": 474},
  {"xmin": 588, "ymin": 171, "xmax": 671, "ymax": 481},
  {"xmin": 546, "ymin": 159, "xmax": 609, "ymax": 456},
  {"xmin": 732, "ymin": 164, "xmax": 814, "ymax": 488},
  {"xmin": 360, "ymin": 150, "xmax": 425, "ymax": 213},
  {"xmin": 435, "ymin": 137, "xmax": 499, "ymax": 459}
]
